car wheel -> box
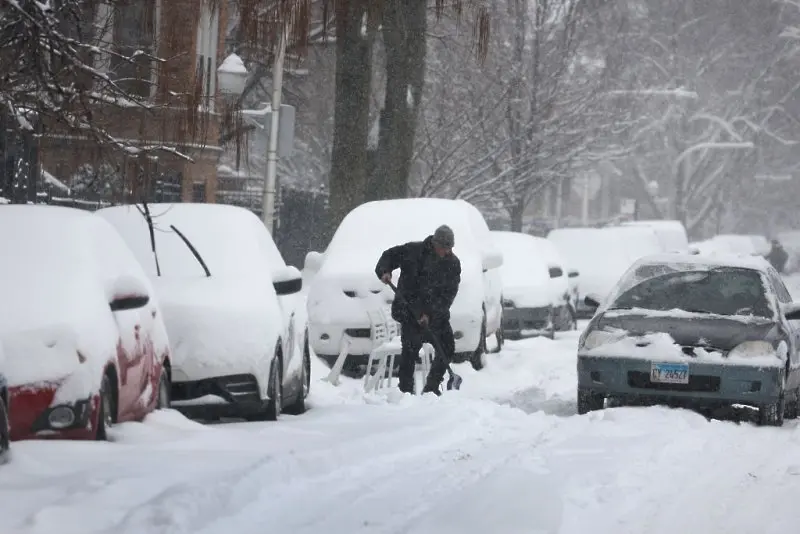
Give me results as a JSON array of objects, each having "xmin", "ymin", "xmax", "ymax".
[
  {"xmin": 248, "ymin": 354, "xmax": 283, "ymax": 422},
  {"xmin": 0, "ymin": 394, "xmax": 10, "ymax": 465},
  {"xmin": 156, "ymin": 370, "xmax": 170, "ymax": 410},
  {"xmin": 577, "ymin": 388, "xmax": 604, "ymax": 415},
  {"xmin": 470, "ymin": 318, "xmax": 487, "ymax": 371},
  {"xmin": 284, "ymin": 337, "xmax": 310, "ymax": 415},
  {"xmin": 492, "ymin": 321, "xmax": 504, "ymax": 354},
  {"xmin": 96, "ymin": 371, "xmax": 117, "ymax": 441},
  {"xmin": 758, "ymin": 393, "xmax": 785, "ymax": 427}
]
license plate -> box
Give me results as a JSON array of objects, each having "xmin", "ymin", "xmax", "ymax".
[{"xmin": 650, "ymin": 362, "xmax": 690, "ymax": 384}]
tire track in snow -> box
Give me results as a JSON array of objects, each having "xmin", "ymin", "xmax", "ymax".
[{"xmin": 100, "ymin": 398, "xmax": 543, "ymax": 534}]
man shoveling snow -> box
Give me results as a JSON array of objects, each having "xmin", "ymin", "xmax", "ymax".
[{"xmin": 375, "ymin": 225, "xmax": 461, "ymax": 396}]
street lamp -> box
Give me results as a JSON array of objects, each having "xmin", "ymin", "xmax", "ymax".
[
  {"xmin": 217, "ymin": 50, "xmax": 286, "ymax": 235},
  {"xmin": 217, "ymin": 53, "xmax": 248, "ymax": 98}
]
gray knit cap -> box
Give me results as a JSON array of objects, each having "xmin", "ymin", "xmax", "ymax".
[{"xmin": 432, "ymin": 224, "xmax": 455, "ymax": 248}]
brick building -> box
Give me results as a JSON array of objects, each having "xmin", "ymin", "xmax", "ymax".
[{"xmin": 39, "ymin": 0, "xmax": 228, "ymax": 204}]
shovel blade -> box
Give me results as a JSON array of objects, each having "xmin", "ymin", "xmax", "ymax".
[{"xmin": 446, "ymin": 372, "xmax": 463, "ymax": 391}]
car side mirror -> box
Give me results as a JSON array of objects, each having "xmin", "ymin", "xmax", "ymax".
[
  {"xmin": 108, "ymin": 275, "xmax": 150, "ymax": 312},
  {"xmin": 304, "ymin": 251, "xmax": 324, "ymax": 274},
  {"xmin": 482, "ymin": 250, "xmax": 503, "ymax": 272},
  {"xmin": 782, "ymin": 302, "xmax": 800, "ymax": 321},
  {"xmin": 274, "ymin": 265, "xmax": 303, "ymax": 296},
  {"xmin": 568, "ymin": 270, "xmax": 579, "ymax": 278},
  {"xmin": 584, "ymin": 294, "xmax": 601, "ymax": 309}
]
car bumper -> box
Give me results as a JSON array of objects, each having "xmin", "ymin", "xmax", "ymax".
[
  {"xmin": 577, "ymin": 355, "xmax": 785, "ymax": 406},
  {"xmin": 170, "ymin": 373, "xmax": 269, "ymax": 419},
  {"xmin": 310, "ymin": 313, "xmax": 483, "ymax": 360},
  {"xmin": 502, "ymin": 306, "xmax": 553, "ymax": 339},
  {"xmin": 9, "ymin": 385, "xmax": 98, "ymax": 441}
]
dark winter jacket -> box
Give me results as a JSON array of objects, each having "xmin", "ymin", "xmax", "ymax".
[
  {"xmin": 375, "ymin": 236, "xmax": 461, "ymax": 324},
  {"xmin": 767, "ymin": 245, "xmax": 789, "ymax": 273}
]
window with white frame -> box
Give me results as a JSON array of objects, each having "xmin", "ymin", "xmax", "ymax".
[{"xmin": 196, "ymin": 3, "xmax": 220, "ymax": 112}]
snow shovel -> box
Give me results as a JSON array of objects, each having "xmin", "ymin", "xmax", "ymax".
[{"xmin": 386, "ymin": 282, "xmax": 463, "ymax": 391}]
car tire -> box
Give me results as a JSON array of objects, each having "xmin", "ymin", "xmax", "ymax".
[
  {"xmin": 0, "ymin": 393, "xmax": 10, "ymax": 465},
  {"xmin": 785, "ymin": 388, "xmax": 800, "ymax": 420},
  {"xmin": 470, "ymin": 318, "xmax": 487, "ymax": 371},
  {"xmin": 284, "ymin": 336, "xmax": 311, "ymax": 415},
  {"xmin": 758, "ymin": 394, "xmax": 785, "ymax": 427},
  {"xmin": 156, "ymin": 370, "xmax": 170, "ymax": 410},
  {"xmin": 577, "ymin": 388, "xmax": 604, "ymax": 415},
  {"xmin": 492, "ymin": 321, "xmax": 504, "ymax": 354},
  {"xmin": 96, "ymin": 371, "xmax": 117, "ymax": 441}
]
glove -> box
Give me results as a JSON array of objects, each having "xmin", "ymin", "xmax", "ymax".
[{"xmin": 380, "ymin": 272, "xmax": 392, "ymax": 284}]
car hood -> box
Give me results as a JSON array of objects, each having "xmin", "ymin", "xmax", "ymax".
[
  {"xmin": 154, "ymin": 278, "xmax": 283, "ymax": 377},
  {"xmin": 594, "ymin": 313, "xmax": 777, "ymax": 352}
]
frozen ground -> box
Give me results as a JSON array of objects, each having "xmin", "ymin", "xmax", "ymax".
[{"xmin": 3, "ymin": 325, "xmax": 800, "ymax": 534}]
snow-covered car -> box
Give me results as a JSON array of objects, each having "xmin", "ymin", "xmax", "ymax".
[
  {"xmin": 305, "ymin": 198, "xmax": 503, "ymax": 373},
  {"xmin": 577, "ymin": 253, "xmax": 800, "ymax": 426},
  {"xmin": 547, "ymin": 226, "xmax": 659, "ymax": 318},
  {"xmin": 97, "ymin": 203, "xmax": 309, "ymax": 421},
  {"xmin": 618, "ymin": 220, "xmax": 689, "ymax": 253},
  {"xmin": 491, "ymin": 231, "xmax": 577, "ymax": 339},
  {"xmin": 0, "ymin": 206, "xmax": 171, "ymax": 441}
]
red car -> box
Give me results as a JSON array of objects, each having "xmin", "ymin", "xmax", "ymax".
[{"xmin": 0, "ymin": 206, "xmax": 172, "ymax": 441}]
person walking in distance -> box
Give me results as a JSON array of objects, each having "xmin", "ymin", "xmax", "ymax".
[{"xmin": 375, "ymin": 225, "xmax": 461, "ymax": 395}]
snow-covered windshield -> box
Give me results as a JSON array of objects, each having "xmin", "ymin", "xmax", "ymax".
[
  {"xmin": 98, "ymin": 204, "xmax": 284, "ymax": 278},
  {"xmin": 608, "ymin": 268, "xmax": 772, "ymax": 318}
]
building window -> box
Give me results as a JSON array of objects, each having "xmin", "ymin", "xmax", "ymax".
[
  {"xmin": 112, "ymin": 0, "xmax": 158, "ymax": 99},
  {"xmin": 196, "ymin": 3, "xmax": 220, "ymax": 111},
  {"xmin": 153, "ymin": 170, "xmax": 182, "ymax": 202},
  {"xmin": 192, "ymin": 182, "xmax": 206, "ymax": 202}
]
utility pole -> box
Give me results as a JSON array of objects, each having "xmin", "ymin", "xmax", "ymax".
[{"xmin": 263, "ymin": 26, "xmax": 287, "ymax": 234}]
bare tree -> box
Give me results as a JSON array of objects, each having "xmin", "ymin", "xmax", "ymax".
[{"xmin": 0, "ymin": 0, "xmax": 210, "ymax": 160}]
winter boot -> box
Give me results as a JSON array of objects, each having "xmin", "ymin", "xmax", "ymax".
[{"xmin": 421, "ymin": 382, "xmax": 442, "ymax": 396}]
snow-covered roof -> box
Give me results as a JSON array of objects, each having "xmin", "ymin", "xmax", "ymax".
[{"xmin": 632, "ymin": 252, "xmax": 772, "ymax": 273}]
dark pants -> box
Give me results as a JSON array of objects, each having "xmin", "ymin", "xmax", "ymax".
[{"xmin": 398, "ymin": 318, "xmax": 455, "ymax": 393}]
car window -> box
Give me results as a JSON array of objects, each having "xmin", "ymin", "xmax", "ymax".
[
  {"xmin": 767, "ymin": 269, "xmax": 792, "ymax": 303},
  {"xmin": 609, "ymin": 267, "xmax": 773, "ymax": 318}
]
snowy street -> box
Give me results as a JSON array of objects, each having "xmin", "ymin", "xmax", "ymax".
[{"xmin": 4, "ymin": 325, "xmax": 800, "ymax": 534}]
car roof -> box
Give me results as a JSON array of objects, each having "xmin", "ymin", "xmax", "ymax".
[{"xmin": 632, "ymin": 252, "xmax": 772, "ymax": 273}]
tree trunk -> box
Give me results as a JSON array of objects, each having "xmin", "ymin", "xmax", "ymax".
[
  {"xmin": 510, "ymin": 198, "xmax": 525, "ymax": 232},
  {"xmin": 327, "ymin": 0, "xmax": 373, "ymax": 238},
  {"xmin": 367, "ymin": 0, "xmax": 427, "ymax": 201}
]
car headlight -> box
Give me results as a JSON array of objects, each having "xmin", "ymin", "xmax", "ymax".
[
  {"xmin": 727, "ymin": 341, "xmax": 778, "ymax": 360},
  {"xmin": 579, "ymin": 329, "xmax": 626, "ymax": 351}
]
